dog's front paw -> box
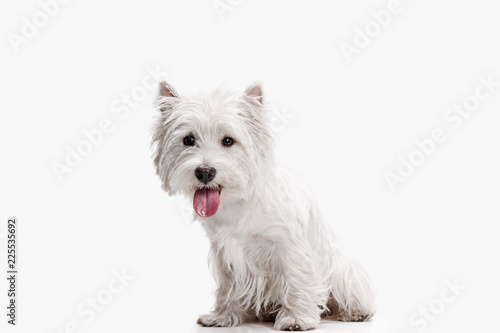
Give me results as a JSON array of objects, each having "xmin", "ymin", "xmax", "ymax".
[
  {"xmin": 197, "ymin": 312, "xmax": 241, "ymax": 327},
  {"xmin": 273, "ymin": 312, "xmax": 318, "ymax": 331}
]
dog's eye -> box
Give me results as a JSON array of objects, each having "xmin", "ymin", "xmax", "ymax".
[
  {"xmin": 222, "ymin": 137, "xmax": 234, "ymax": 147},
  {"xmin": 183, "ymin": 136, "xmax": 195, "ymax": 146}
]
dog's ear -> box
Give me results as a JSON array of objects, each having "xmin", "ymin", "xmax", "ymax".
[
  {"xmin": 159, "ymin": 81, "xmax": 179, "ymax": 99},
  {"xmin": 157, "ymin": 81, "xmax": 179, "ymax": 113},
  {"xmin": 244, "ymin": 81, "xmax": 263, "ymax": 105}
]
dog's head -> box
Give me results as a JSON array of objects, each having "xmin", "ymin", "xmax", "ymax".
[{"xmin": 151, "ymin": 82, "xmax": 274, "ymax": 217}]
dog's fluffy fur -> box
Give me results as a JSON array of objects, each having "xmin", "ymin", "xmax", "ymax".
[{"xmin": 151, "ymin": 82, "xmax": 375, "ymax": 330}]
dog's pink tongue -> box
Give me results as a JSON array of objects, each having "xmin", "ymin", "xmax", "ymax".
[{"xmin": 193, "ymin": 189, "xmax": 220, "ymax": 217}]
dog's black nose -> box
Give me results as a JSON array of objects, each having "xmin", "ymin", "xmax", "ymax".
[{"xmin": 195, "ymin": 165, "xmax": 216, "ymax": 184}]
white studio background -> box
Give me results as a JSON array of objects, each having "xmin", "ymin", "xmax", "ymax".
[{"xmin": 0, "ymin": 0, "xmax": 499, "ymax": 332}]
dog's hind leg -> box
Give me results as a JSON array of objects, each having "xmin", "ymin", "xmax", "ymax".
[{"xmin": 323, "ymin": 251, "xmax": 376, "ymax": 322}]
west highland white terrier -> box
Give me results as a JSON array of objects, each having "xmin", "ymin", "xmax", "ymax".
[{"xmin": 151, "ymin": 81, "xmax": 375, "ymax": 331}]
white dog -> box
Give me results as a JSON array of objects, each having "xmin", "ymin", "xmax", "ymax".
[{"xmin": 151, "ymin": 82, "xmax": 375, "ymax": 331}]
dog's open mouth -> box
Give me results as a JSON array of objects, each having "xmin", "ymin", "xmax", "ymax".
[{"xmin": 193, "ymin": 185, "xmax": 221, "ymax": 218}]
